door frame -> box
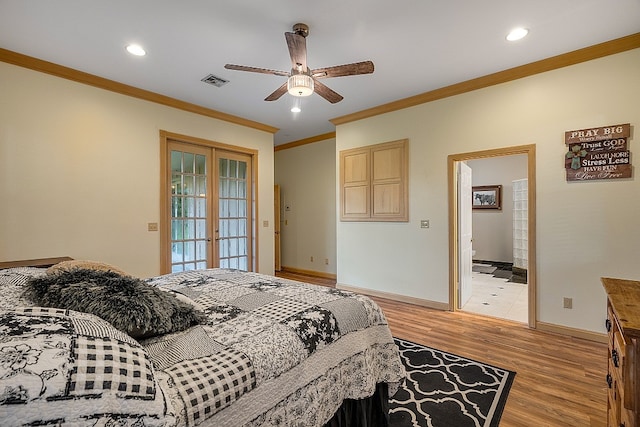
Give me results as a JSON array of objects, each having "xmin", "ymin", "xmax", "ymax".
[
  {"xmin": 447, "ymin": 144, "xmax": 537, "ymax": 328},
  {"xmin": 274, "ymin": 184, "xmax": 281, "ymax": 271},
  {"xmin": 159, "ymin": 130, "xmax": 259, "ymax": 274}
]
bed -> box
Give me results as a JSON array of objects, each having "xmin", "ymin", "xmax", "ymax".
[{"xmin": 0, "ymin": 258, "xmax": 405, "ymax": 427}]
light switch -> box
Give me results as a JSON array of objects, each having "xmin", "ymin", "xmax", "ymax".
[
  {"xmin": 148, "ymin": 222, "xmax": 158, "ymax": 231},
  {"xmin": 420, "ymin": 220, "xmax": 430, "ymax": 228},
  {"xmin": 263, "ymin": 220, "xmax": 269, "ymax": 227}
]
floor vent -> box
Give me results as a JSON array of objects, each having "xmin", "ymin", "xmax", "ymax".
[{"xmin": 201, "ymin": 74, "xmax": 229, "ymax": 87}]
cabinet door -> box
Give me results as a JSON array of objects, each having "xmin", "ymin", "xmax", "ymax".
[
  {"xmin": 340, "ymin": 139, "xmax": 408, "ymax": 222},
  {"xmin": 371, "ymin": 142, "xmax": 406, "ymax": 220},
  {"xmin": 341, "ymin": 149, "xmax": 370, "ymax": 219}
]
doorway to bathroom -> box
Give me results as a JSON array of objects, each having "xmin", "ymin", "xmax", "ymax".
[{"xmin": 448, "ymin": 145, "xmax": 537, "ymax": 328}]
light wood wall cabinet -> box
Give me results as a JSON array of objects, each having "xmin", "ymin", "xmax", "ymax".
[
  {"xmin": 340, "ymin": 139, "xmax": 408, "ymax": 222},
  {"xmin": 602, "ymin": 277, "xmax": 640, "ymax": 427}
]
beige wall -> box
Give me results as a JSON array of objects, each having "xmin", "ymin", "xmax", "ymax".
[
  {"xmin": 274, "ymin": 138, "xmax": 337, "ymax": 274},
  {"xmin": 467, "ymin": 155, "xmax": 528, "ymax": 263},
  {"xmin": 336, "ymin": 48, "xmax": 640, "ymax": 334},
  {"xmin": 0, "ymin": 62, "xmax": 275, "ymax": 277}
]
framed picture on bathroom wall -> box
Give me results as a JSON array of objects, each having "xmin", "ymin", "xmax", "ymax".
[{"xmin": 472, "ymin": 185, "xmax": 502, "ymax": 210}]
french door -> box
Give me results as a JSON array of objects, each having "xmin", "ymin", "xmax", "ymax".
[
  {"xmin": 162, "ymin": 136, "xmax": 254, "ymax": 273},
  {"xmin": 216, "ymin": 151, "xmax": 252, "ymax": 271}
]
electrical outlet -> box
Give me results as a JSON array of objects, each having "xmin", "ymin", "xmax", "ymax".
[
  {"xmin": 147, "ymin": 222, "xmax": 158, "ymax": 231},
  {"xmin": 420, "ymin": 220, "xmax": 430, "ymax": 228},
  {"xmin": 310, "ymin": 256, "xmax": 314, "ymax": 262},
  {"xmin": 563, "ymin": 297, "xmax": 573, "ymax": 309},
  {"xmin": 324, "ymin": 258, "xmax": 329, "ymax": 265}
]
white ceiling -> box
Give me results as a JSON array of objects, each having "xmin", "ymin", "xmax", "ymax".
[{"xmin": 1, "ymin": 1, "xmax": 639, "ymax": 145}]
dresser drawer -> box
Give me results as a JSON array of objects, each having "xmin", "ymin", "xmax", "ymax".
[
  {"xmin": 607, "ymin": 369, "xmax": 621, "ymax": 427},
  {"xmin": 602, "ymin": 278, "xmax": 640, "ymax": 427},
  {"xmin": 612, "ymin": 330, "xmax": 627, "ymax": 379},
  {"xmin": 607, "ymin": 304, "xmax": 617, "ymax": 345},
  {"xmin": 612, "ymin": 330, "xmax": 635, "ymax": 410}
]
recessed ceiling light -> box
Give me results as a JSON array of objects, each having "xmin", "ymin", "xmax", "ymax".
[
  {"xmin": 506, "ymin": 28, "xmax": 529, "ymax": 42},
  {"xmin": 126, "ymin": 44, "xmax": 146, "ymax": 56}
]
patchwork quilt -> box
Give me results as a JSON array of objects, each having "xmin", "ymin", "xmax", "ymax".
[{"xmin": 0, "ymin": 267, "xmax": 405, "ymax": 427}]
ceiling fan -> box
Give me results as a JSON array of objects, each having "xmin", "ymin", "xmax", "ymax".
[{"xmin": 224, "ymin": 23, "xmax": 374, "ymax": 104}]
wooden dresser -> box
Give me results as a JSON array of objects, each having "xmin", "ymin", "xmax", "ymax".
[{"xmin": 602, "ymin": 277, "xmax": 640, "ymax": 427}]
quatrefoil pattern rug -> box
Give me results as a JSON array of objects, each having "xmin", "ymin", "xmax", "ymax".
[{"xmin": 390, "ymin": 338, "xmax": 515, "ymax": 427}]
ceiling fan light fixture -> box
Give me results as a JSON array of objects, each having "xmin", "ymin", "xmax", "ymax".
[
  {"xmin": 287, "ymin": 74, "xmax": 314, "ymax": 97},
  {"xmin": 225, "ymin": 23, "xmax": 372, "ymax": 103}
]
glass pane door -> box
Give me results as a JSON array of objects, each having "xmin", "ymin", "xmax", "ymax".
[
  {"xmin": 216, "ymin": 151, "xmax": 251, "ymax": 271},
  {"xmin": 169, "ymin": 143, "xmax": 212, "ymax": 273},
  {"xmin": 162, "ymin": 138, "xmax": 254, "ymax": 274}
]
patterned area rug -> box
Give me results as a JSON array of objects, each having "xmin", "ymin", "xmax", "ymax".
[{"xmin": 390, "ymin": 338, "xmax": 515, "ymax": 427}]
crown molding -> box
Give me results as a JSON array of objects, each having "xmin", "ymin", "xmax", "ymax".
[
  {"xmin": 0, "ymin": 48, "xmax": 279, "ymax": 135},
  {"xmin": 274, "ymin": 132, "xmax": 336, "ymax": 152},
  {"xmin": 330, "ymin": 32, "xmax": 640, "ymax": 126}
]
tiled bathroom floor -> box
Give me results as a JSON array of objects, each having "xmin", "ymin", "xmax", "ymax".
[{"xmin": 462, "ymin": 270, "xmax": 528, "ymax": 323}]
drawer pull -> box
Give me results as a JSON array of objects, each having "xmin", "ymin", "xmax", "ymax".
[
  {"xmin": 606, "ymin": 318, "xmax": 612, "ymax": 332},
  {"xmin": 607, "ymin": 373, "xmax": 613, "ymax": 388},
  {"xmin": 612, "ymin": 349, "xmax": 620, "ymax": 368}
]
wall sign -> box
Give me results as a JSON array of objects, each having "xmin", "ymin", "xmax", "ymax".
[{"xmin": 565, "ymin": 123, "xmax": 632, "ymax": 181}]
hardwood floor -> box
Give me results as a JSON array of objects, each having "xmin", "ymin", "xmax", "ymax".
[{"xmin": 276, "ymin": 270, "xmax": 608, "ymax": 426}]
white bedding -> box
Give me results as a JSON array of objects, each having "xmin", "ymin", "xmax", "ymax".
[{"xmin": 0, "ymin": 267, "xmax": 405, "ymax": 426}]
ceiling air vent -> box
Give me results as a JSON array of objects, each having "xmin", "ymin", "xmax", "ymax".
[{"xmin": 201, "ymin": 74, "xmax": 229, "ymax": 87}]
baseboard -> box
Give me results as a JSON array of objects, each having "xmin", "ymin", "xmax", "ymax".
[
  {"xmin": 290, "ymin": 270, "xmax": 607, "ymax": 343},
  {"xmin": 280, "ymin": 266, "xmax": 337, "ymax": 281},
  {"xmin": 337, "ymin": 283, "xmax": 450, "ymax": 311},
  {"xmin": 536, "ymin": 321, "xmax": 607, "ymax": 344},
  {"xmin": 337, "ymin": 284, "xmax": 607, "ymax": 343}
]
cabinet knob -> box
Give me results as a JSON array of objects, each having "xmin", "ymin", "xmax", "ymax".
[
  {"xmin": 606, "ymin": 318, "xmax": 612, "ymax": 332},
  {"xmin": 612, "ymin": 349, "xmax": 620, "ymax": 368},
  {"xmin": 606, "ymin": 373, "xmax": 613, "ymax": 388}
]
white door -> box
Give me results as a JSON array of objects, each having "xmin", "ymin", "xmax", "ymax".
[{"xmin": 458, "ymin": 162, "xmax": 473, "ymax": 308}]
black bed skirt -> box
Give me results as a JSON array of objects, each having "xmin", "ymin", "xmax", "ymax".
[{"xmin": 323, "ymin": 383, "xmax": 390, "ymax": 427}]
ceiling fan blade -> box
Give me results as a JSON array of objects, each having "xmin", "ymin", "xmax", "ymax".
[
  {"xmin": 285, "ymin": 32, "xmax": 307, "ymax": 72},
  {"xmin": 264, "ymin": 82, "xmax": 288, "ymax": 101},
  {"xmin": 313, "ymin": 80, "xmax": 343, "ymax": 104},
  {"xmin": 224, "ymin": 64, "xmax": 289, "ymax": 77},
  {"xmin": 312, "ymin": 61, "xmax": 374, "ymax": 79}
]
